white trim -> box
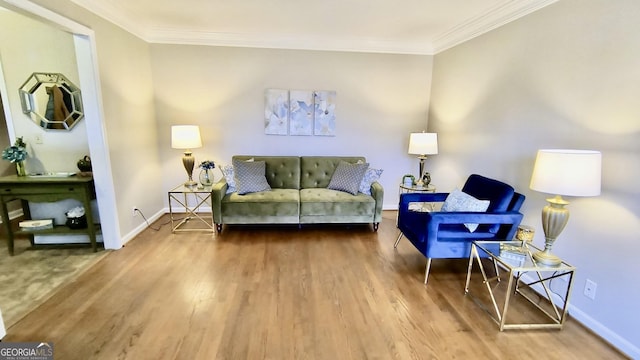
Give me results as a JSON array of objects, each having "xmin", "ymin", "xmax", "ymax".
[
  {"xmin": 1, "ymin": 0, "xmax": 92, "ymax": 35},
  {"xmin": 520, "ymin": 272, "xmax": 639, "ymax": 359},
  {"xmin": 68, "ymin": 0, "xmax": 148, "ymax": 40},
  {"xmin": 74, "ymin": 35, "xmax": 121, "ymax": 250},
  {"xmin": 120, "ymin": 209, "xmax": 165, "ymax": 245},
  {"xmin": 67, "ymin": 0, "xmax": 556, "ymax": 55},
  {"xmin": 0, "ymin": 55, "xmax": 16, "ymax": 142},
  {"xmin": 432, "ymin": 0, "xmax": 559, "ymax": 53},
  {"xmin": 146, "ymin": 29, "xmax": 434, "ymax": 55},
  {"xmin": 568, "ymin": 306, "xmax": 640, "ymax": 359}
]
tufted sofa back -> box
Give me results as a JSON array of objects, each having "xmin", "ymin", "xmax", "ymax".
[
  {"xmin": 232, "ymin": 156, "xmax": 368, "ymax": 190},
  {"xmin": 300, "ymin": 156, "xmax": 366, "ymax": 189},
  {"xmin": 232, "ymin": 156, "xmax": 301, "ymax": 189}
]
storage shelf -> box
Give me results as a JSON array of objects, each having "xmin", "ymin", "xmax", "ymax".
[{"xmin": 16, "ymin": 224, "xmax": 102, "ymax": 236}]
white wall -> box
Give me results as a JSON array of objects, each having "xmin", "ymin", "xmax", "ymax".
[
  {"xmin": 429, "ymin": 0, "xmax": 640, "ymax": 357},
  {"xmin": 26, "ymin": 0, "xmax": 163, "ymax": 242},
  {"xmin": 150, "ymin": 45, "xmax": 434, "ymax": 209}
]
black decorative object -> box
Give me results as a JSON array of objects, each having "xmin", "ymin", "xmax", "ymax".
[
  {"xmin": 66, "ymin": 214, "xmax": 87, "ymax": 229},
  {"xmin": 77, "ymin": 155, "xmax": 92, "ymax": 172}
]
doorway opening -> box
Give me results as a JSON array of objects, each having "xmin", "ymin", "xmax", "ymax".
[{"xmin": 0, "ymin": 1, "xmax": 121, "ymax": 249}]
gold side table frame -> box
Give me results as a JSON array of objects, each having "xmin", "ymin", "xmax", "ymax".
[
  {"xmin": 168, "ymin": 184, "xmax": 214, "ymax": 233},
  {"xmin": 394, "ymin": 183, "xmax": 437, "ymax": 248},
  {"xmin": 464, "ymin": 240, "xmax": 576, "ymax": 331}
]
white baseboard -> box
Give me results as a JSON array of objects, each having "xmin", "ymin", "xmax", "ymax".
[
  {"xmin": 519, "ymin": 272, "xmax": 638, "ymax": 359},
  {"xmin": 568, "ymin": 306, "xmax": 639, "ymax": 359},
  {"xmin": 120, "ymin": 208, "xmax": 166, "ymax": 245}
]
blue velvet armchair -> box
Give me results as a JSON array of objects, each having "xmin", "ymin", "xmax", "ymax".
[{"xmin": 396, "ymin": 174, "xmax": 525, "ymax": 285}]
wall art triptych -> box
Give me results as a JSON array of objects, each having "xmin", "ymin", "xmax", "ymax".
[{"xmin": 264, "ymin": 89, "xmax": 336, "ymax": 136}]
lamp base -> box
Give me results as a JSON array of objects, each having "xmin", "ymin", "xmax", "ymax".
[
  {"xmin": 532, "ymin": 250, "xmax": 562, "ymax": 266},
  {"xmin": 184, "ymin": 180, "xmax": 198, "ymax": 187},
  {"xmin": 181, "ymin": 150, "xmax": 197, "ymax": 188}
]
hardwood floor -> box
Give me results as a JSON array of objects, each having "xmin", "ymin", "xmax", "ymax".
[{"xmin": 6, "ymin": 212, "xmax": 626, "ymax": 359}]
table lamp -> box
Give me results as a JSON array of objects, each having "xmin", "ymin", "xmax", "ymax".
[
  {"xmin": 408, "ymin": 132, "xmax": 438, "ymax": 187},
  {"xmin": 171, "ymin": 125, "xmax": 203, "ymax": 187},
  {"xmin": 529, "ymin": 149, "xmax": 601, "ymax": 265}
]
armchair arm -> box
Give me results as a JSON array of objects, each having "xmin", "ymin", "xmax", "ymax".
[
  {"xmin": 211, "ymin": 178, "xmax": 228, "ymax": 224},
  {"xmin": 426, "ymin": 211, "xmax": 524, "ymax": 225},
  {"xmin": 425, "ymin": 211, "xmax": 524, "ymax": 240},
  {"xmin": 399, "ymin": 192, "xmax": 448, "ymax": 207}
]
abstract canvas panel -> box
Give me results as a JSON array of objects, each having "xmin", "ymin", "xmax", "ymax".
[
  {"xmin": 313, "ymin": 91, "xmax": 336, "ymax": 136},
  {"xmin": 264, "ymin": 89, "xmax": 289, "ymax": 135},
  {"xmin": 289, "ymin": 90, "xmax": 314, "ymax": 136}
]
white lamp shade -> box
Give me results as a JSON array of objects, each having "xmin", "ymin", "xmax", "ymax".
[
  {"xmin": 530, "ymin": 149, "xmax": 601, "ymax": 197},
  {"xmin": 408, "ymin": 133, "xmax": 438, "ymax": 155},
  {"xmin": 171, "ymin": 125, "xmax": 202, "ymax": 149}
]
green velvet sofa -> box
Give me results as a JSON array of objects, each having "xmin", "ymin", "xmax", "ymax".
[{"xmin": 211, "ymin": 156, "xmax": 384, "ymax": 232}]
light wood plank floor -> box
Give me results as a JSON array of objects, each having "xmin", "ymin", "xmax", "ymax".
[{"xmin": 6, "ymin": 212, "xmax": 626, "ymax": 359}]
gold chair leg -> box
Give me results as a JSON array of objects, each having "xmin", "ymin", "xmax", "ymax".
[
  {"xmin": 424, "ymin": 258, "xmax": 432, "ymax": 285},
  {"xmin": 394, "ymin": 232, "xmax": 404, "ymax": 248}
]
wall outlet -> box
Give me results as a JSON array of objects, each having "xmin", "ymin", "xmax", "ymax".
[
  {"xmin": 584, "ymin": 279, "xmax": 597, "ymax": 300},
  {"xmin": 132, "ymin": 207, "xmax": 139, "ymax": 217}
]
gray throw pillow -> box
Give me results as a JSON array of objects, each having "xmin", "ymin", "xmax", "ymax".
[
  {"xmin": 441, "ymin": 189, "xmax": 490, "ymax": 232},
  {"xmin": 359, "ymin": 167, "xmax": 383, "ymax": 195},
  {"xmin": 220, "ymin": 164, "xmax": 236, "ymax": 194},
  {"xmin": 232, "ymin": 159, "xmax": 271, "ymax": 195},
  {"xmin": 327, "ymin": 161, "xmax": 369, "ymax": 195}
]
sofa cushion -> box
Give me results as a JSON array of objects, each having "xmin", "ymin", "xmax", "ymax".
[
  {"xmin": 327, "ymin": 161, "xmax": 369, "ymax": 195},
  {"xmin": 359, "ymin": 167, "xmax": 383, "ymax": 195},
  {"xmin": 441, "ymin": 189, "xmax": 490, "ymax": 232},
  {"xmin": 300, "ymin": 188, "xmax": 375, "ymax": 219},
  {"xmin": 222, "ymin": 189, "xmax": 300, "ymax": 223},
  {"xmin": 233, "ymin": 159, "xmax": 271, "ymax": 195}
]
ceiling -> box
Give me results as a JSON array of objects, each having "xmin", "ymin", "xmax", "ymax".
[{"xmin": 70, "ymin": 0, "xmax": 557, "ymax": 55}]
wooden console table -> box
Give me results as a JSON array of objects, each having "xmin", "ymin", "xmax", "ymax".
[{"xmin": 0, "ymin": 175, "xmax": 100, "ymax": 255}]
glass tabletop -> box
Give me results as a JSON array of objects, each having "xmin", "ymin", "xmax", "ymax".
[
  {"xmin": 473, "ymin": 240, "xmax": 575, "ymax": 271},
  {"xmin": 399, "ymin": 183, "xmax": 436, "ymax": 192},
  {"xmin": 169, "ymin": 184, "xmax": 213, "ymax": 193}
]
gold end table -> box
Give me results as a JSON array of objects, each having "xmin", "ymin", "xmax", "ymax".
[
  {"xmin": 168, "ymin": 184, "xmax": 215, "ymax": 233},
  {"xmin": 465, "ymin": 240, "xmax": 576, "ymax": 331}
]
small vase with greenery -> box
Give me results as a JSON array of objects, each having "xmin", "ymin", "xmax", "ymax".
[
  {"xmin": 198, "ymin": 160, "xmax": 215, "ymax": 186},
  {"xmin": 2, "ymin": 137, "xmax": 28, "ymax": 176}
]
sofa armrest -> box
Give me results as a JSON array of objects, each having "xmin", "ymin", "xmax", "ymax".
[
  {"xmin": 370, "ymin": 181, "xmax": 384, "ymax": 223},
  {"xmin": 211, "ymin": 178, "xmax": 228, "ymax": 224}
]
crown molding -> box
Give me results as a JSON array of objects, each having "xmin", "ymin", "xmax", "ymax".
[
  {"xmin": 69, "ymin": 0, "xmax": 149, "ymax": 40},
  {"xmin": 146, "ymin": 29, "xmax": 434, "ymax": 55},
  {"xmin": 432, "ymin": 0, "xmax": 559, "ymax": 53},
  {"xmin": 69, "ymin": 0, "xmax": 556, "ymax": 55}
]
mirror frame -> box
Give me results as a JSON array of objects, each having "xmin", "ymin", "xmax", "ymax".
[{"xmin": 19, "ymin": 72, "xmax": 84, "ymax": 130}]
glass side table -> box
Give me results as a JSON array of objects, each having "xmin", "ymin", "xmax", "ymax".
[
  {"xmin": 465, "ymin": 240, "xmax": 576, "ymax": 331},
  {"xmin": 399, "ymin": 183, "xmax": 436, "ymax": 212},
  {"xmin": 168, "ymin": 184, "xmax": 215, "ymax": 233},
  {"xmin": 395, "ymin": 183, "xmax": 437, "ymax": 247}
]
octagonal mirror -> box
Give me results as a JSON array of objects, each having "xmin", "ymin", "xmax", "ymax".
[{"xmin": 19, "ymin": 72, "xmax": 84, "ymax": 130}]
